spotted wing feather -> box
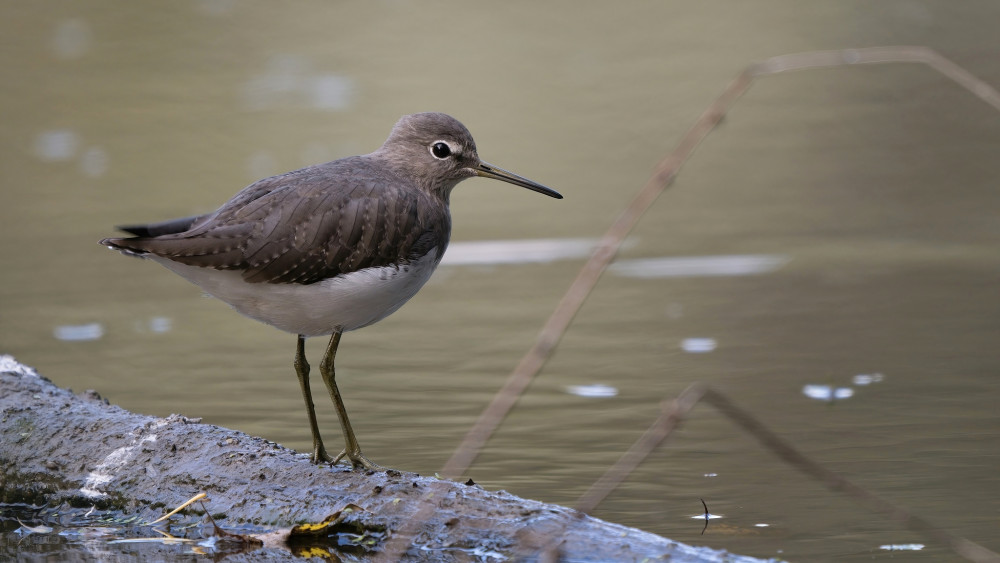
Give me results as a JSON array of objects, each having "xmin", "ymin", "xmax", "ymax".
[{"xmin": 100, "ymin": 158, "xmax": 450, "ymax": 285}]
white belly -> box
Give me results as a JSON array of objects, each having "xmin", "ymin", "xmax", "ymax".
[{"xmin": 150, "ymin": 250, "xmax": 441, "ymax": 337}]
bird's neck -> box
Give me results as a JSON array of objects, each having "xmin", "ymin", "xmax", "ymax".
[{"xmin": 367, "ymin": 149, "xmax": 455, "ymax": 201}]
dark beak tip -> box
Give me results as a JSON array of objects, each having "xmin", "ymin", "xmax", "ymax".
[
  {"xmin": 524, "ymin": 184, "xmax": 563, "ymax": 200},
  {"xmin": 475, "ymin": 163, "xmax": 563, "ymax": 200},
  {"xmin": 524, "ymin": 184, "xmax": 564, "ymax": 200}
]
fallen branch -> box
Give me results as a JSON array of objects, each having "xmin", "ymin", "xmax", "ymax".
[{"xmin": 0, "ymin": 358, "xmax": 770, "ymax": 562}]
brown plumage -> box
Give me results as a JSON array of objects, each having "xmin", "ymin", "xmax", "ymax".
[{"xmin": 102, "ymin": 158, "xmax": 449, "ymax": 286}]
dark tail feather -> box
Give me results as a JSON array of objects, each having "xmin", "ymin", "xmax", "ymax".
[
  {"xmin": 99, "ymin": 213, "xmax": 212, "ymax": 257},
  {"xmin": 116, "ymin": 214, "xmax": 210, "ymax": 237},
  {"xmin": 98, "ymin": 236, "xmax": 148, "ymax": 258}
]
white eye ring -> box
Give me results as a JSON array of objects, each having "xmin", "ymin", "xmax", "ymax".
[{"xmin": 430, "ymin": 141, "xmax": 453, "ymax": 159}]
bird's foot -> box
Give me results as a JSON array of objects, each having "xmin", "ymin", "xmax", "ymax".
[
  {"xmin": 310, "ymin": 444, "xmax": 335, "ymax": 465},
  {"xmin": 333, "ymin": 448, "xmax": 385, "ymax": 471}
]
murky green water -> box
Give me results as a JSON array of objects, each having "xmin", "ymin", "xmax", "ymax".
[{"xmin": 3, "ymin": 2, "xmax": 1000, "ymax": 561}]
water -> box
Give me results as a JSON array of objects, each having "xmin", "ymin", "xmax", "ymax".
[{"xmin": 3, "ymin": 2, "xmax": 1000, "ymax": 561}]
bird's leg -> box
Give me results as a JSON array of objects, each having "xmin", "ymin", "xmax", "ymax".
[
  {"xmin": 294, "ymin": 335, "xmax": 333, "ymax": 464},
  {"xmin": 319, "ymin": 331, "xmax": 383, "ymax": 471}
]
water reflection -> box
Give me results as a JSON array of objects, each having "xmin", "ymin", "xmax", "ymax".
[
  {"xmin": 50, "ymin": 19, "xmax": 92, "ymax": 60},
  {"xmin": 852, "ymin": 372, "xmax": 884, "ymax": 386},
  {"xmin": 802, "ymin": 373, "xmax": 884, "ymax": 401},
  {"xmin": 241, "ymin": 55, "xmax": 356, "ymax": 112},
  {"xmin": 802, "ymin": 384, "xmax": 854, "ymax": 401},
  {"xmin": 609, "ymin": 255, "xmax": 789, "ymax": 278},
  {"xmin": 442, "ymin": 238, "xmax": 601, "ymax": 265},
  {"xmin": 13, "ymin": 522, "xmax": 53, "ymax": 535},
  {"xmin": 880, "ymin": 543, "xmax": 925, "ymax": 552},
  {"xmin": 53, "ymin": 323, "xmax": 104, "ymax": 342},
  {"xmin": 136, "ymin": 317, "xmax": 173, "ymax": 334},
  {"xmin": 34, "ymin": 129, "xmax": 79, "ymax": 162},
  {"xmin": 33, "ymin": 129, "xmax": 108, "ymax": 177},
  {"xmin": 565, "ymin": 383, "xmax": 618, "ymax": 398},
  {"xmin": 690, "ymin": 513, "xmax": 723, "ymax": 520},
  {"xmin": 681, "ymin": 337, "xmax": 717, "ymax": 353}
]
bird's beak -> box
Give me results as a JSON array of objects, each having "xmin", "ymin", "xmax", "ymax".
[{"xmin": 476, "ymin": 162, "xmax": 563, "ymax": 199}]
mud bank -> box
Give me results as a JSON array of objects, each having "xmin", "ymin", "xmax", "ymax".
[{"xmin": 0, "ymin": 356, "xmax": 773, "ymax": 562}]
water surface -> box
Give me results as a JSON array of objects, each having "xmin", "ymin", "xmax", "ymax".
[{"xmin": 2, "ymin": 2, "xmax": 1000, "ymax": 561}]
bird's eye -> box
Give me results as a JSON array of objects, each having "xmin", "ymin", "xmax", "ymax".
[{"xmin": 430, "ymin": 142, "xmax": 452, "ymax": 159}]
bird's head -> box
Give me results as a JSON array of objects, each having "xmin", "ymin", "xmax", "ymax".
[{"xmin": 376, "ymin": 112, "xmax": 562, "ymax": 201}]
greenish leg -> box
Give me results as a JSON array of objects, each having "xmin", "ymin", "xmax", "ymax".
[
  {"xmin": 294, "ymin": 334, "xmax": 333, "ymax": 464},
  {"xmin": 319, "ymin": 331, "xmax": 383, "ymax": 471}
]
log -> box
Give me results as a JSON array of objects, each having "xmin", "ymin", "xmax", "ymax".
[{"xmin": 0, "ymin": 356, "xmax": 772, "ymax": 562}]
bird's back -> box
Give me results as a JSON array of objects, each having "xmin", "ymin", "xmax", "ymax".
[{"xmin": 101, "ymin": 155, "xmax": 452, "ymax": 286}]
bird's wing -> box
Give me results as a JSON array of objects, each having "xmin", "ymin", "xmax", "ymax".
[{"xmin": 101, "ymin": 160, "xmax": 449, "ymax": 285}]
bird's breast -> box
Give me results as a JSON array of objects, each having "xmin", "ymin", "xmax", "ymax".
[{"xmin": 150, "ymin": 247, "xmax": 444, "ymax": 337}]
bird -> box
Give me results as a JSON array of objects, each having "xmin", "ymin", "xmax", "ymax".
[{"xmin": 99, "ymin": 112, "xmax": 563, "ymax": 470}]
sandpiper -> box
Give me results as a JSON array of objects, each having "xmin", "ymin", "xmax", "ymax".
[{"xmin": 100, "ymin": 112, "xmax": 562, "ymax": 469}]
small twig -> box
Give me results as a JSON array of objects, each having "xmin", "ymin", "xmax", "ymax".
[
  {"xmin": 574, "ymin": 383, "xmax": 709, "ymax": 514},
  {"xmin": 750, "ymin": 46, "xmax": 1000, "ymax": 112},
  {"xmin": 532, "ymin": 383, "xmax": 708, "ymax": 562},
  {"xmin": 699, "ymin": 498, "xmax": 709, "ymax": 535},
  {"xmin": 386, "ymin": 47, "xmax": 1000, "ymax": 561},
  {"xmin": 439, "ymin": 68, "xmax": 753, "ymax": 481},
  {"xmin": 700, "ymin": 388, "xmax": 1000, "ymax": 563},
  {"xmin": 440, "ymin": 46, "xmax": 1000, "ymax": 481},
  {"xmin": 149, "ymin": 492, "xmax": 207, "ymax": 525},
  {"xmin": 535, "ymin": 385, "xmax": 1000, "ymax": 563}
]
